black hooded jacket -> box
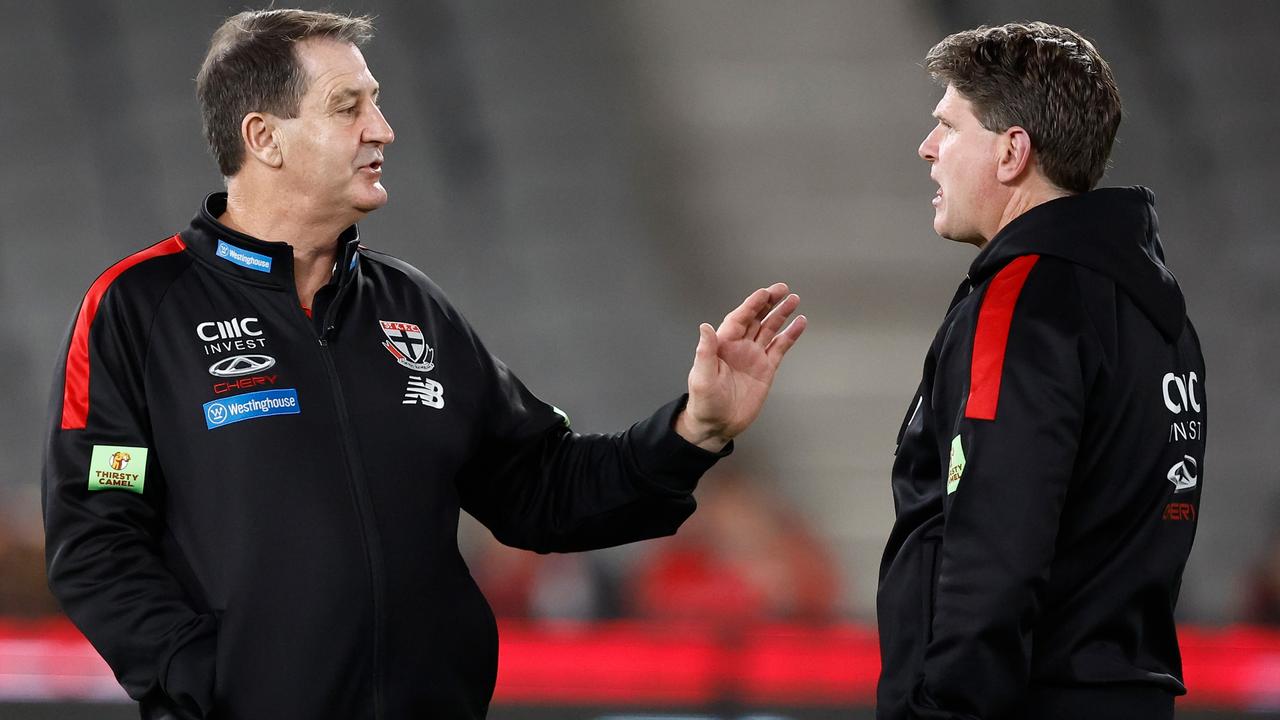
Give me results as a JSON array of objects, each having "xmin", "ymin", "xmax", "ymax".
[
  {"xmin": 876, "ymin": 187, "xmax": 1206, "ymax": 719},
  {"xmin": 42, "ymin": 194, "xmax": 727, "ymax": 719}
]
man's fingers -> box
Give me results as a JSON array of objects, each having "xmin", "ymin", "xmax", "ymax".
[
  {"xmin": 756, "ymin": 293, "xmax": 800, "ymax": 344},
  {"xmin": 720, "ymin": 287, "xmax": 769, "ymax": 338},
  {"xmin": 765, "ymin": 314, "xmax": 808, "ymax": 363},
  {"xmin": 752, "ymin": 283, "xmax": 790, "ymax": 321},
  {"xmin": 745, "ymin": 283, "xmax": 790, "ymax": 340},
  {"xmin": 720, "ymin": 283, "xmax": 790, "ymax": 339}
]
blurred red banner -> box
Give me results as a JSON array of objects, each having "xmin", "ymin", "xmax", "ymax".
[{"xmin": 0, "ymin": 618, "xmax": 1277, "ymax": 709}]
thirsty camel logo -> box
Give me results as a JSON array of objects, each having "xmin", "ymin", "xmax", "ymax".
[{"xmin": 109, "ymin": 452, "xmax": 131, "ymax": 471}]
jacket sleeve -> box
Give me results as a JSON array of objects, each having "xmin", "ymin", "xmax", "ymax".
[
  {"xmin": 43, "ymin": 283, "xmax": 216, "ymax": 718},
  {"xmin": 454, "ymin": 322, "xmax": 729, "ymax": 553},
  {"xmin": 910, "ymin": 258, "xmax": 1098, "ymax": 719}
]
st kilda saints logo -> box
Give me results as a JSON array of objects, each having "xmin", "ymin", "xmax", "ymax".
[{"xmin": 379, "ymin": 320, "xmax": 435, "ymax": 372}]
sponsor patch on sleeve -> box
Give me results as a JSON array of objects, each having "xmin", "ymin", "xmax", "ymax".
[
  {"xmin": 88, "ymin": 445, "xmax": 149, "ymax": 494},
  {"xmin": 947, "ymin": 434, "xmax": 966, "ymax": 495}
]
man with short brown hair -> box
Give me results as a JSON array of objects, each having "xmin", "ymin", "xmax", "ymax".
[
  {"xmin": 876, "ymin": 22, "xmax": 1205, "ymax": 719},
  {"xmin": 43, "ymin": 9, "xmax": 805, "ymax": 719},
  {"xmin": 196, "ymin": 10, "xmax": 375, "ymax": 179}
]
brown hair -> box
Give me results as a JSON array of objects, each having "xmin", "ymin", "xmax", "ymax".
[
  {"xmin": 196, "ymin": 9, "xmax": 374, "ymax": 177},
  {"xmin": 925, "ymin": 21, "xmax": 1121, "ymax": 194}
]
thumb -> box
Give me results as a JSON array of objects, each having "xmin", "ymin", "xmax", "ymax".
[{"xmin": 691, "ymin": 323, "xmax": 718, "ymax": 377}]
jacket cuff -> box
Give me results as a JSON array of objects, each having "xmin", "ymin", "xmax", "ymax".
[
  {"xmin": 160, "ymin": 614, "xmax": 217, "ymax": 718},
  {"xmin": 908, "ymin": 679, "xmax": 981, "ymax": 720},
  {"xmin": 627, "ymin": 394, "xmax": 732, "ymax": 495}
]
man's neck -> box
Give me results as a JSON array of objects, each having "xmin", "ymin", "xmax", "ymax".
[
  {"xmin": 221, "ymin": 184, "xmax": 358, "ymax": 310},
  {"xmin": 986, "ymin": 181, "xmax": 1072, "ymax": 245}
]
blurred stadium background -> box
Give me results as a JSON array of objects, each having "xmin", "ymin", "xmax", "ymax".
[{"xmin": 2, "ymin": 0, "xmax": 1278, "ymax": 717}]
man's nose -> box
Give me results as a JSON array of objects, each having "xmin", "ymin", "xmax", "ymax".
[
  {"xmin": 918, "ymin": 125, "xmax": 941, "ymax": 162},
  {"xmin": 366, "ymin": 105, "xmax": 395, "ymax": 145},
  {"xmin": 918, "ymin": 133, "xmax": 937, "ymax": 163}
]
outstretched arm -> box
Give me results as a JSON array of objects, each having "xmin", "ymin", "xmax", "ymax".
[
  {"xmin": 455, "ymin": 282, "xmax": 805, "ymax": 553},
  {"xmin": 677, "ymin": 282, "xmax": 808, "ymax": 451}
]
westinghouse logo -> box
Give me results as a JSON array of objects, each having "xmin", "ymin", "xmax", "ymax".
[
  {"xmin": 215, "ymin": 239, "xmax": 273, "ymax": 273},
  {"xmin": 203, "ymin": 389, "xmax": 301, "ymax": 430}
]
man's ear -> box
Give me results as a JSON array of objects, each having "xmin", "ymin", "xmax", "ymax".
[
  {"xmin": 241, "ymin": 112, "xmax": 283, "ymax": 169},
  {"xmin": 996, "ymin": 126, "xmax": 1033, "ymax": 184}
]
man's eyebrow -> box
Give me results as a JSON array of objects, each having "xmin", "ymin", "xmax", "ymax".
[
  {"xmin": 327, "ymin": 88, "xmax": 358, "ymax": 107},
  {"xmin": 327, "ymin": 86, "xmax": 379, "ymax": 107}
]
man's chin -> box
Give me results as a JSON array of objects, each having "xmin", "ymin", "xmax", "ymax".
[
  {"xmin": 938, "ymin": 227, "xmax": 987, "ymax": 248},
  {"xmin": 933, "ymin": 216, "xmax": 953, "ymax": 240},
  {"xmin": 353, "ymin": 187, "xmax": 389, "ymax": 214}
]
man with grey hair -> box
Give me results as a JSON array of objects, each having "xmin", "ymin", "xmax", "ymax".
[
  {"xmin": 43, "ymin": 9, "xmax": 805, "ymax": 719},
  {"xmin": 876, "ymin": 22, "xmax": 1205, "ymax": 720}
]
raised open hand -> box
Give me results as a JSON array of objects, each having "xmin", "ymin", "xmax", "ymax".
[{"xmin": 675, "ymin": 282, "xmax": 807, "ymax": 451}]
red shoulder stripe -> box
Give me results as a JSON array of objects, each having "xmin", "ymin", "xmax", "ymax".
[
  {"xmin": 965, "ymin": 254, "xmax": 1040, "ymax": 421},
  {"xmin": 61, "ymin": 235, "xmax": 187, "ymax": 430}
]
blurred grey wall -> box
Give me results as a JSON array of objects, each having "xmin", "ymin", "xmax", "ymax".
[{"xmin": 1, "ymin": 0, "xmax": 1276, "ymax": 622}]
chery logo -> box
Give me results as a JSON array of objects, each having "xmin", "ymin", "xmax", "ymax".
[
  {"xmin": 209, "ymin": 354, "xmax": 277, "ymax": 378},
  {"xmin": 1167, "ymin": 456, "xmax": 1199, "ymax": 493}
]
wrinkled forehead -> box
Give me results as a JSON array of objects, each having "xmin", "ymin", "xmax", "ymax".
[{"xmin": 294, "ymin": 37, "xmax": 379, "ymax": 105}]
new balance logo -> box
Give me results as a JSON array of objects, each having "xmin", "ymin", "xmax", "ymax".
[{"xmin": 403, "ymin": 376, "xmax": 444, "ymax": 409}]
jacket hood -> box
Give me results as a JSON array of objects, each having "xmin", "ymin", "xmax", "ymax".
[{"xmin": 969, "ymin": 186, "xmax": 1186, "ymax": 342}]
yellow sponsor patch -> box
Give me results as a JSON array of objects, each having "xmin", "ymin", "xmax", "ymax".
[
  {"xmin": 947, "ymin": 435, "xmax": 966, "ymax": 495},
  {"xmin": 88, "ymin": 445, "xmax": 148, "ymax": 494}
]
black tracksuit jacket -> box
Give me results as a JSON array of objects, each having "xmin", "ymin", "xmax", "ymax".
[
  {"xmin": 876, "ymin": 187, "xmax": 1206, "ymax": 720},
  {"xmin": 43, "ymin": 193, "xmax": 727, "ymax": 719}
]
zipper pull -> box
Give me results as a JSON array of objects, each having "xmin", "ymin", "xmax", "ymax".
[{"xmin": 318, "ymin": 337, "xmax": 329, "ymax": 347}]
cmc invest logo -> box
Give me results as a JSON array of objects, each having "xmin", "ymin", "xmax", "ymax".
[{"xmin": 1162, "ymin": 372, "xmax": 1202, "ymax": 414}]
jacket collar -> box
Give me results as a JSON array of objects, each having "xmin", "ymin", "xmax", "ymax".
[
  {"xmin": 181, "ymin": 192, "xmax": 363, "ymax": 290},
  {"xmin": 968, "ymin": 186, "xmax": 1186, "ymax": 342}
]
